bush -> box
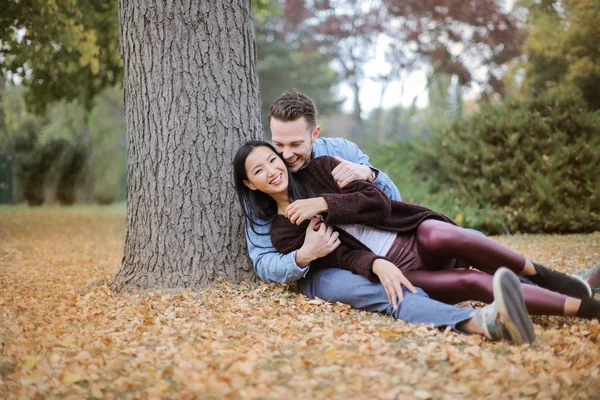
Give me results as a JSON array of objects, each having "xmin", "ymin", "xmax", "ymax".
[
  {"xmin": 367, "ymin": 140, "xmax": 502, "ymax": 233},
  {"xmin": 414, "ymin": 92, "xmax": 600, "ymax": 234}
]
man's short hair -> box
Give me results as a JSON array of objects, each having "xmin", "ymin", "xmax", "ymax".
[{"xmin": 268, "ymin": 89, "xmax": 317, "ymax": 131}]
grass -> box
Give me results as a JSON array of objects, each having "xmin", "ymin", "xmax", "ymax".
[{"xmin": 0, "ymin": 202, "xmax": 126, "ymax": 214}]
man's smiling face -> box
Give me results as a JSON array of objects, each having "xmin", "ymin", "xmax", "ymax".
[{"xmin": 270, "ymin": 116, "xmax": 320, "ymax": 173}]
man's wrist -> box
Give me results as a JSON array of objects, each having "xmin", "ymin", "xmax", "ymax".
[
  {"xmin": 367, "ymin": 168, "xmax": 377, "ymax": 182},
  {"xmin": 295, "ymin": 247, "xmax": 314, "ymax": 267}
]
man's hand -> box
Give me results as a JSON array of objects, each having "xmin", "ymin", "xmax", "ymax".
[
  {"xmin": 331, "ymin": 156, "xmax": 375, "ymax": 188},
  {"xmin": 372, "ymin": 259, "xmax": 417, "ymax": 310},
  {"xmin": 285, "ymin": 197, "xmax": 328, "ymax": 225},
  {"xmin": 295, "ymin": 218, "xmax": 340, "ymax": 266}
]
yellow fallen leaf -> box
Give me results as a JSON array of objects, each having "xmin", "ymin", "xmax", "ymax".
[
  {"xmin": 63, "ymin": 372, "xmax": 84, "ymax": 385},
  {"xmin": 324, "ymin": 346, "xmax": 337, "ymax": 362},
  {"xmin": 156, "ymin": 380, "xmax": 171, "ymax": 392},
  {"xmin": 22, "ymin": 355, "xmax": 41, "ymax": 370},
  {"xmin": 90, "ymin": 386, "xmax": 103, "ymax": 398}
]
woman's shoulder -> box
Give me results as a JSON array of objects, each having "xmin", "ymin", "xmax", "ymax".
[{"xmin": 307, "ymin": 155, "xmax": 340, "ymax": 171}]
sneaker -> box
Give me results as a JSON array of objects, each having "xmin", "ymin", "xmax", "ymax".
[
  {"xmin": 572, "ymin": 260, "xmax": 600, "ymax": 294},
  {"xmin": 530, "ymin": 262, "xmax": 592, "ymax": 299},
  {"xmin": 473, "ymin": 268, "xmax": 535, "ymax": 345}
]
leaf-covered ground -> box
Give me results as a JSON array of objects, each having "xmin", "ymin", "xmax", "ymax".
[{"xmin": 1, "ymin": 206, "xmax": 599, "ymax": 399}]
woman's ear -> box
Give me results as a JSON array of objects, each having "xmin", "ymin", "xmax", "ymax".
[{"xmin": 243, "ymin": 180, "xmax": 257, "ymax": 191}]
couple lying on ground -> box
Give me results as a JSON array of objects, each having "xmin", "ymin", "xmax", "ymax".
[{"xmin": 233, "ymin": 89, "xmax": 600, "ymax": 345}]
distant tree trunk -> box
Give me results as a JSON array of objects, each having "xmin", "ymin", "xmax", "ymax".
[
  {"xmin": 111, "ymin": 0, "xmax": 262, "ymax": 291},
  {"xmin": 351, "ymin": 80, "xmax": 364, "ymax": 144}
]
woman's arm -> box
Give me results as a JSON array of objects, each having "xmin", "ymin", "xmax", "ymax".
[
  {"xmin": 271, "ymin": 217, "xmax": 390, "ymax": 283},
  {"xmin": 297, "ymin": 156, "xmax": 393, "ymax": 226}
]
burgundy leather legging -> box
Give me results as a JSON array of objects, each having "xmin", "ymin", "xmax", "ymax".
[{"xmin": 403, "ymin": 220, "xmax": 567, "ymax": 316}]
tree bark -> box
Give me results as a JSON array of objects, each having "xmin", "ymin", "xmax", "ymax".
[{"xmin": 112, "ymin": 0, "xmax": 262, "ymax": 291}]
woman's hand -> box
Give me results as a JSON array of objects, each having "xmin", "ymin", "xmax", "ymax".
[
  {"xmin": 285, "ymin": 197, "xmax": 328, "ymax": 225},
  {"xmin": 372, "ymin": 259, "xmax": 417, "ymax": 310},
  {"xmin": 295, "ymin": 218, "xmax": 340, "ymax": 266}
]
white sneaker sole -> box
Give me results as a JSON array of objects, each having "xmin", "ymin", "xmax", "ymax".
[{"xmin": 493, "ymin": 268, "xmax": 535, "ymax": 345}]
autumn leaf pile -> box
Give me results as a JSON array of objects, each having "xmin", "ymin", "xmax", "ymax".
[{"xmin": 1, "ymin": 207, "xmax": 599, "ymax": 399}]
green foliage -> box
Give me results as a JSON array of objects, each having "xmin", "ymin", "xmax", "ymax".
[
  {"xmin": 88, "ymin": 87, "xmax": 126, "ymax": 205},
  {"xmin": 0, "ymin": 0, "xmax": 122, "ymax": 114},
  {"xmin": 39, "ymin": 99, "xmax": 90, "ymax": 205},
  {"xmin": 256, "ymin": 13, "xmax": 342, "ymax": 136},
  {"xmin": 412, "ymin": 92, "xmax": 600, "ymax": 234},
  {"xmin": 0, "ymin": 84, "xmax": 126, "ymax": 205},
  {"xmin": 367, "ymin": 140, "xmax": 496, "ymax": 233},
  {"xmin": 520, "ymin": 0, "xmax": 600, "ymax": 109}
]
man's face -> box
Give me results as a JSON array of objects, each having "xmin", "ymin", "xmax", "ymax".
[{"xmin": 270, "ymin": 116, "xmax": 320, "ymax": 173}]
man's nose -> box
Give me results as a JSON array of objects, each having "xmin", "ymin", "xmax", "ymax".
[{"xmin": 282, "ymin": 148, "xmax": 293, "ymax": 160}]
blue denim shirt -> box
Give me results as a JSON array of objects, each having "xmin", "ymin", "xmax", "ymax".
[{"xmin": 245, "ymin": 137, "xmax": 401, "ymax": 283}]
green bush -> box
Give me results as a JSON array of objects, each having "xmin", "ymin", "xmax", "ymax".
[
  {"xmin": 367, "ymin": 140, "xmax": 503, "ymax": 233},
  {"xmin": 413, "ymin": 92, "xmax": 600, "ymax": 234}
]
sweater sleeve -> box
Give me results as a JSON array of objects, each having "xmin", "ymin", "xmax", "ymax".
[
  {"xmin": 270, "ymin": 216, "xmax": 307, "ymax": 255},
  {"xmin": 310, "ymin": 240, "xmax": 384, "ymax": 282},
  {"xmin": 310, "ymin": 157, "xmax": 392, "ymax": 225},
  {"xmin": 271, "ymin": 215, "xmax": 384, "ymax": 282}
]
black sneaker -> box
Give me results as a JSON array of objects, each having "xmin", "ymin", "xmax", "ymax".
[
  {"xmin": 530, "ymin": 262, "xmax": 592, "ymax": 299},
  {"xmin": 473, "ymin": 268, "xmax": 535, "ymax": 345}
]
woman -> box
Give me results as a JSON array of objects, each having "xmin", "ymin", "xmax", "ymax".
[{"xmin": 233, "ymin": 140, "xmax": 600, "ymax": 322}]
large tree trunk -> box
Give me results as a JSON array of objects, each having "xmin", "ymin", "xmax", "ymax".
[{"xmin": 111, "ymin": 0, "xmax": 262, "ymax": 291}]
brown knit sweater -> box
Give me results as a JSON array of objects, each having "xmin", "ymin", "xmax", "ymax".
[{"xmin": 270, "ymin": 156, "xmax": 455, "ymax": 281}]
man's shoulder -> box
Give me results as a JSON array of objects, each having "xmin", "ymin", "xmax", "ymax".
[{"xmin": 313, "ymin": 137, "xmax": 358, "ymax": 157}]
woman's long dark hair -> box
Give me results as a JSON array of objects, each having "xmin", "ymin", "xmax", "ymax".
[{"xmin": 233, "ymin": 140, "xmax": 314, "ymax": 234}]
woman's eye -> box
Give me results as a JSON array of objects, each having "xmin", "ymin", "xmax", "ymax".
[
  {"xmin": 269, "ymin": 158, "xmax": 276, "ymax": 163},
  {"xmin": 254, "ymin": 169, "xmax": 262, "ymax": 175}
]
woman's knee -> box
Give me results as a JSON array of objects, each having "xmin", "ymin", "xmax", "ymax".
[
  {"xmin": 457, "ymin": 270, "xmax": 494, "ymax": 298},
  {"xmin": 416, "ymin": 220, "xmax": 460, "ymax": 253}
]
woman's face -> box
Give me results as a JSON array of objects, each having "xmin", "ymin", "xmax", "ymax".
[{"xmin": 243, "ymin": 146, "xmax": 289, "ymax": 195}]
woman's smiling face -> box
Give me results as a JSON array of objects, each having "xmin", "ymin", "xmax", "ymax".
[{"xmin": 243, "ymin": 145, "xmax": 289, "ymax": 195}]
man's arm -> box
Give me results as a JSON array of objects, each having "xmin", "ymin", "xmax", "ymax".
[
  {"xmin": 315, "ymin": 138, "xmax": 401, "ymax": 201},
  {"xmin": 246, "ymin": 220, "xmax": 309, "ymax": 283}
]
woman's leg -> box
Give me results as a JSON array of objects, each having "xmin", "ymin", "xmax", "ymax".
[
  {"xmin": 405, "ymin": 269, "xmax": 566, "ymax": 315},
  {"xmin": 404, "ymin": 268, "xmax": 600, "ymax": 319},
  {"xmin": 415, "ymin": 219, "xmax": 591, "ymax": 298}
]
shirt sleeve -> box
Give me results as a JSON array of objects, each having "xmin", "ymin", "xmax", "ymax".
[
  {"xmin": 245, "ymin": 220, "xmax": 310, "ymax": 283},
  {"xmin": 334, "ymin": 138, "xmax": 402, "ymax": 201}
]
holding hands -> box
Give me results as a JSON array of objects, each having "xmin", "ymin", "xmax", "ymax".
[{"xmin": 372, "ymin": 259, "xmax": 417, "ymax": 310}]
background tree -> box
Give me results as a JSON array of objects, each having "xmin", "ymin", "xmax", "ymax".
[
  {"xmin": 283, "ymin": 0, "xmax": 384, "ymax": 142},
  {"xmin": 88, "ymin": 86, "xmax": 126, "ymax": 204},
  {"xmin": 255, "ymin": 4, "xmax": 342, "ymax": 136},
  {"xmin": 519, "ymin": 0, "xmax": 600, "ymax": 109},
  {"xmin": 0, "ymin": 0, "xmax": 122, "ymax": 113},
  {"xmin": 111, "ymin": 0, "xmax": 262, "ymax": 291},
  {"xmin": 384, "ymin": 0, "xmax": 524, "ymax": 100},
  {"xmin": 280, "ymin": 0, "xmax": 523, "ymax": 142}
]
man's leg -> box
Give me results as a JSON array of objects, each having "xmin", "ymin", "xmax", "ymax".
[{"xmin": 297, "ymin": 268, "xmax": 473, "ymax": 330}]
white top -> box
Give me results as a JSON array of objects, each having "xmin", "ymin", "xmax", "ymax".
[{"xmin": 337, "ymin": 224, "xmax": 397, "ymax": 256}]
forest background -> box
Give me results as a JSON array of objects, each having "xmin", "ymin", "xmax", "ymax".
[{"xmin": 0, "ymin": 0, "xmax": 599, "ymax": 235}]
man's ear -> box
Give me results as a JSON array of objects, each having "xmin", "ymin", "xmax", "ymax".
[
  {"xmin": 311, "ymin": 125, "xmax": 321, "ymax": 143},
  {"xmin": 243, "ymin": 180, "xmax": 257, "ymax": 191}
]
